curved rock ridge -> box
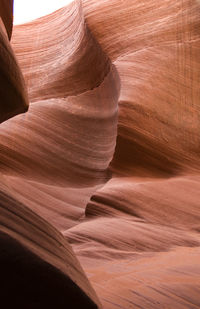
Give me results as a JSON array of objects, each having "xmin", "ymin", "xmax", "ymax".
[
  {"xmin": 12, "ymin": 0, "xmax": 112, "ymax": 102},
  {"xmin": 0, "ymin": 1, "xmax": 28, "ymax": 124},
  {"xmin": 0, "ymin": 0, "xmax": 119, "ymax": 307},
  {"xmin": 0, "ymin": 178, "xmax": 101, "ymax": 308},
  {"xmin": 1, "ymin": 0, "xmax": 200, "ymax": 308},
  {"xmin": 111, "ymin": 43, "xmax": 200, "ymax": 176},
  {"xmin": 0, "ymin": 65, "xmax": 120, "ymax": 186},
  {"xmin": 83, "ymin": 0, "xmax": 200, "ymax": 175},
  {"xmin": 0, "ymin": 231, "xmax": 99, "ymax": 308},
  {"xmin": 67, "ymin": 175, "xmax": 200, "ymax": 308}
]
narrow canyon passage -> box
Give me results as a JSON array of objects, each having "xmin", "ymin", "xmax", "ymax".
[{"xmin": 0, "ymin": 0, "xmax": 200, "ymax": 308}]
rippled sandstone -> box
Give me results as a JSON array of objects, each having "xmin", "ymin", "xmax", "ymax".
[{"xmin": 0, "ymin": 0, "xmax": 200, "ymax": 308}]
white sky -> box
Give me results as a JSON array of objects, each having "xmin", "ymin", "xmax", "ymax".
[{"xmin": 14, "ymin": 0, "xmax": 73, "ymax": 25}]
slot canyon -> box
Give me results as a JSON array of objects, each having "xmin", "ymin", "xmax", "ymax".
[{"xmin": 0, "ymin": 0, "xmax": 200, "ymax": 308}]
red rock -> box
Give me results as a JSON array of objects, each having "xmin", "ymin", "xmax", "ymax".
[
  {"xmin": 0, "ymin": 1, "xmax": 28, "ymax": 123},
  {"xmin": 0, "ymin": 0, "xmax": 200, "ymax": 308}
]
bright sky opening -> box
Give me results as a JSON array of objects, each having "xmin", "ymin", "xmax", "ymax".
[{"xmin": 14, "ymin": 0, "xmax": 73, "ymax": 25}]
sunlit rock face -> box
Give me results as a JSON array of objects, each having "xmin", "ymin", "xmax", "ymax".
[{"xmin": 1, "ymin": 0, "xmax": 200, "ymax": 308}]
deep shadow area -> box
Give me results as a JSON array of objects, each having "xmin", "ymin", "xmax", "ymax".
[{"xmin": 0, "ymin": 231, "xmax": 98, "ymax": 309}]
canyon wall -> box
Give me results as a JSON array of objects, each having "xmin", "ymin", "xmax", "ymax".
[{"xmin": 0, "ymin": 0, "xmax": 200, "ymax": 308}]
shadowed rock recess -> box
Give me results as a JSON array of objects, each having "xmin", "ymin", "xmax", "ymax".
[{"xmin": 0, "ymin": 0, "xmax": 200, "ymax": 308}]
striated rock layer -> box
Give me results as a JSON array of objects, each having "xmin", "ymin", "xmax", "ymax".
[
  {"xmin": 0, "ymin": 0, "xmax": 28, "ymax": 124},
  {"xmin": 1, "ymin": 0, "xmax": 200, "ymax": 308}
]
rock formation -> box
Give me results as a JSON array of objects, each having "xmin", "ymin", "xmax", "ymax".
[{"xmin": 0, "ymin": 0, "xmax": 200, "ymax": 308}]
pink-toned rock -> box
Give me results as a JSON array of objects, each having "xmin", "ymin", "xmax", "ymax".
[
  {"xmin": 0, "ymin": 0, "xmax": 200, "ymax": 308},
  {"xmin": 0, "ymin": 0, "xmax": 28, "ymax": 123}
]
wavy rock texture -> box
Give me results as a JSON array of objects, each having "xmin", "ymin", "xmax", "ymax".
[
  {"xmin": 0, "ymin": 0, "xmax": 28, "ymax": 124},
  {"xmin": 0, "ymin": 0, "xmax": 200, "ymax": 308}
]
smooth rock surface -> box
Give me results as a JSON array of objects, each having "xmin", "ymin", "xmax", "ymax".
[
  {"xmin": 0, "ymin": 0, "xmax": 200, "ymax": 308},
  {"xmin": 0, "ymin": 0, "xmax": 28, "ymax": 124}
]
